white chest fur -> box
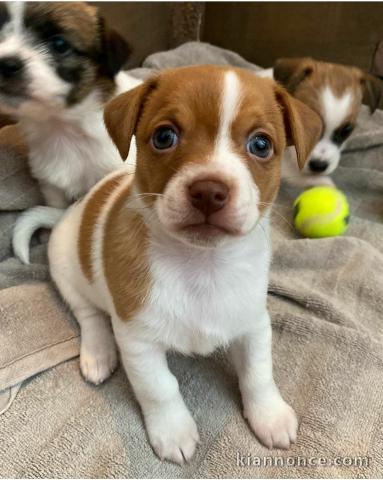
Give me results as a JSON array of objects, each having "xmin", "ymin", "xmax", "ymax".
[
  {"xmin": 20, "ymin": 73, "xmax": 141, "ymax": 202},
  {"xmin": 23, "ymin": 109, "xmax": 122, "ymax": 200},
  {"xmin": 123, "ymin": 217, "xmax": 272, "ymax": 356}
]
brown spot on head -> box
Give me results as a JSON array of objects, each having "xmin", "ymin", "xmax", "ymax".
[
  {"xmin": 104, "ymin": 65, "xmax": 321, "ymax": 247},
  {"xmin": 275, "ymin": 57, "xmax": 383, "ymax": 131},
  {"xmin": 24, "ymin": 2, "xmax": 131, "ymax": 104}
]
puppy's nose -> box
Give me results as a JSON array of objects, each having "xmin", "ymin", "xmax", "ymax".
[
  {"xmin": 0, "ymin": 56, "xmax": 24, "ymax": 79},
  {"xmin": 188, "ymin": 180, "xmax": 229, "ymax": 216},
  {"xmin": 309, "ymin": 159, "xmax": 329, "ymax": 173}
]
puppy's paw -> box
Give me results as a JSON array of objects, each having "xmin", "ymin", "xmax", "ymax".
[
  {"xmin": 80, "ymin": 340, "xmax": 118, "ymax": 385},
  {"xmin": 244, "ymin": 397, "xmax": 298, "ymax": 450},
  {"xmin": 145, "ymin": 401, "xmax": 199, "ymax": 464}
]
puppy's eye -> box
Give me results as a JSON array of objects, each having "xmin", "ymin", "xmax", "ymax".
[
  {"xmin": 49, "ymin": 35, "xmax": 71, "ymax": 55},
  {"xmin": 151, "ymin": 126, "xmax": 178, "ymax": 151},
  {"xmin": 332, "ymin": 123, "xmax": 354, "ymax": 145},
  {"xmin": 247, "ymin": 134, "xmax": 272, "ymax": 159}
]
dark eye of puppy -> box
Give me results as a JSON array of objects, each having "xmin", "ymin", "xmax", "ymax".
[
  {"xmin": 332, "ymin": 123, "xmax": 354, "ymax": 145},
  {"xmin": 247, "ymin": 134, "xmax": 273, "ymax": 160},
  {"xmin": 49, "ymin": 35, "xmax": 72, "ymax": 56},
  {"xmin": 151, "ymin": 126, "xmax": 179, "ymax": 151}
]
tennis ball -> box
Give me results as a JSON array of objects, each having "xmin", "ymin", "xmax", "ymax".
[{"xmin": 293, "ymin": 186, "xmax": 350, "ymax": 238}]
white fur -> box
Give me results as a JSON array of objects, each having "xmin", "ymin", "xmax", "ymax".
[
  {"xmin": 2, "ymin": 2, "xmax": 142, "ymax": 263},
  {"xmin": 12, "ymin": 206, "xmax": 64, "ymax": 264},
  {"xmin": 49, "ymin": 69, "xmax": 297, "ymax": 464}
]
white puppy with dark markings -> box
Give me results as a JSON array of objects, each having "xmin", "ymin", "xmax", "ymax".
[
  {"xmin": 48, "ymin": 65, "xmax": 322, "ymax": 463},
  {"xmin": 259, "ymin": 58, "xmax": 383, "ymax": 187},
  {"xmin": 0, "ymin": 2, "xmax": 140, "ymax": 264}
]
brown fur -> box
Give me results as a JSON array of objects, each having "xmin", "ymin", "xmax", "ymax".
[
  {"xmin": 79, "ymin": 173, "xmax": 125, "ymax": 281},
  {"xmin": 25, "ymin": 2, "xmax": 130, "ymax": 104},
  {"xmin": 274, "ymin": 57, "xmax": 383, "ymax": 119},
  {"xmin": 103, "ymin": 186, "xmax": 152, "ymax": 321},
  {"xmin": 30, "ymin": 2, "xmax": 99, "ymax": 51}
]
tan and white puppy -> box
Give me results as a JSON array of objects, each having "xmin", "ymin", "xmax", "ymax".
[
  {"xmin": 48, "ymin": 66, "xmax": 321, "ymax": 464},
  {"xmin": 260, "ymin": 58, "xmax": 382, "ymax": 187},
  {"xmin": 2, "ymin": 2, "xmax": 140, "ymax": 263}
]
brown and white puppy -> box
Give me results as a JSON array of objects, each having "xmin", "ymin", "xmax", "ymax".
[
  {"xmin": 3, "ymin": 2, "xmax": 140, "ymax": 263},
  {"xmin": 48, "ymin": 66, "xmax": 321, "ymax": 464},
  {"xmin": 260, "ymin": 58, "xmax": 382, "ymax": 186}
]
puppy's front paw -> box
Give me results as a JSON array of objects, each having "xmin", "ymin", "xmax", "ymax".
[
  {"xmin": 80, "ymin": 340, "xmax": 118, "ymax": 385},
  {"xmin": 145, "ymin": 401, "xmax": 200, "ymax": 465},
  {"xmin": 244, "ymin": 397, "xmax": 298, "ymax": 450}
]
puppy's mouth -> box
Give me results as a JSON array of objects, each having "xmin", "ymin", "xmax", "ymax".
[
  {"xmin": 182, "ymin": 221, "xmax": 237, "ymax": 237},
  {"xmin": 172, "ymin": 216, "xmax": 243, "ymax": 247}
]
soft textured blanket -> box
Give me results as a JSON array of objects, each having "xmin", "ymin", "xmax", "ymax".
[{"xmin": 0, "ymin": 42, "xmax": 383, "ymax": 478}]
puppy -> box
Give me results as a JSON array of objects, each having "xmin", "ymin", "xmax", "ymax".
[
  {"xmin": 260, "ymin": 58, "xmax": 382, "ymax": 187},
  {"xmin": 48, "ymin": 66, "xmax": 321, "ymax": 463},
  {"xmin": 0, "ymin": 2, "xmax": 140, "ymax": 263}
]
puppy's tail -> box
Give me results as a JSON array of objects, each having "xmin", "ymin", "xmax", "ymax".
[{"xmin": 12, "ymin": 206, "xmax": 65, "ymax": 265}]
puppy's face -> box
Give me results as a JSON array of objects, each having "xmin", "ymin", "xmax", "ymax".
[
  {"xmin": 0, "ymin": 2, "xmax": 130, "ymax": 117},
  {"xmin": 275, "ymin": 58, "xmax": 383, "ymax": 176},
  {"xmin": 105, "ymin": 66, "xmax": 321, "ymax": 248}
]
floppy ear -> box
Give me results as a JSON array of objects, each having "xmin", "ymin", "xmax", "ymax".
[
  {"xmin": 274, "ymin": 57, "xmax": 314, "ymax": 93},
  {"xmin": 104, "ymin": 79, "xmax": 156, "ymax": 159},
  {"xmin": 361, "ymin": 73, "xmax": 383, "ymax": 114},
  {"xmin": 99, "ymin": 16, "xmax": 131, "ymax": 77},
  {"xmin": 275, "ymin": 86, "xmax": 323, "ymax": 170}
]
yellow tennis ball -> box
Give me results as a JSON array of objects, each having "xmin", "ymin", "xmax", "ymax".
[{"xmin": 293, "ymin": 186, "xmax": 350, "ymax": 238}]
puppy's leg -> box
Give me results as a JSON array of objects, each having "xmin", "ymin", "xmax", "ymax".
[
  {"xmin": 75, "ymin": 304, "xmax": 118, "ymax": 385},
  {"xmin": 51, "ymin": 271, "xmax": 118, "ymax": 384},
  {"xmin": 230, "ymin": 312, "xmax": 297, "ymax": 449},
  {"xmin": 115, "ymin": 334, "xmax": 199, "ymax": 464}
]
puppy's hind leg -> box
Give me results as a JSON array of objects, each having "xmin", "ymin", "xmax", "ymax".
[{"xmin": 52, "ymin": 273, "xmax": 118, "ymax": 384}]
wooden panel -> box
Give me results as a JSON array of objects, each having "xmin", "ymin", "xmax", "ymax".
[
  {"xmin": 91, "ymin": 2, "xmax": 174, "ymax": 68},
  {"xmin": 203, "ymin": 2, "xmax": 383, "ymax": 71}
]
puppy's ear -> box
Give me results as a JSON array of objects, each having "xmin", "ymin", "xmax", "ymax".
[
  {"xmin": 104, "ymin": 79, "xmax": 156, "ymax": 159},
  {"xmin": 361, "ymin": 73, "xmax": 382, "ymax": 114},
  {"xmin": 274, "ymin": 57, "xmax": 314, "ymax": 93},
  {"xmin": 99, "ymin": 16, "xmax": 131, "ymax": 77},
  {"xmin": 275, "ymin": 86, "xmax": 322, "ymax": 170}
]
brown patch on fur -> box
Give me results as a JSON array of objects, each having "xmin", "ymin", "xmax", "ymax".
[
  {"xmin": 79, "ymin": 173, "xmax": 125, "ymax": 282},
  {"xmin": 103, "ymin": 186, "xmax": 152, "ymax": 321},
  {"xmin": 274, "ymin": 57, "xmax": 383, "ymax": 123},
  {"xmin": 25, "ymin": 2, "xmax": 130, "ymax": 104},
  {"xmin": 0, "ymin": 125, "xmax": 28, "ymax": 157},
  {"xmin": 38, "ymin": 2, "xmax": 99, "ymax": 50}
]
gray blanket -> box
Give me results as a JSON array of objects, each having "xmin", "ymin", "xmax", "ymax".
[{"xmin": 1, "ymin": 42, "xmax": 383, "ymax": 478}]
